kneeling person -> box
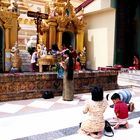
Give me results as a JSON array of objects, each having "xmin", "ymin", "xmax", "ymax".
[
  {"xmin": 106, "ymin": 89, "xmax": 134, "ymax": 112},
  {"xmin": 111, "ymin": 93, "xmax": 129, "ymax": 129}
]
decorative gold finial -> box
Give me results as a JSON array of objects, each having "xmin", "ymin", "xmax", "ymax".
[{"xmin": 0, "ymin": 0, "xmax": 10, "ymax": 10}]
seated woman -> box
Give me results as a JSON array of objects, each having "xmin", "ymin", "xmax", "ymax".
[
  {"xmin": 78, "ymin": 86, "xmax": 108, "ymax": 139},
  {"xmin": 75, "ymin": 58, "xmax": 81, "ymax": 71},
  {"xmin": 133, "ymin": 55, "xmax": 140, "ymax": 69},
  {"xmin": 129, "ymin": 54, "xmax": 140, "ymax": 70}
]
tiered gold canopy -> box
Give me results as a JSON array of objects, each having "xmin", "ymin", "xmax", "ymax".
[{"xmin": 40, "ymin": 0, "xmax": 86, "ymax": 52}]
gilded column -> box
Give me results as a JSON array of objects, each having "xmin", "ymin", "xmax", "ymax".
[
  {"xmin": 10, "ymin": 13, "xmax": 19, "ymax": 47},
  {"xmin": 57, "ymin": 28, "xmax": 64, "ymax": 51},
  {"xmin": 4, "ymin": 26, "xmax": 11, "ymax": 72},
  {"xmin": 45, "ymin": 31, "xmax": 49, "ymax": 51},
  {"xmin": 5, "ymin": 28, "xmax": 10, "ymax": 49},
  {"xmin": 76, "ymin": 29, "xmax": 84, "ymax": 52},
  {"xmin": 48, "ymin": 19, "xmax": 57, "ymax": 50}
]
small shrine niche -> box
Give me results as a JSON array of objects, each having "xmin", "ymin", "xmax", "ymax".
[
  {"xmin": 66, "ymin": 21, "xmax": 76, "ymax": 31},
  {"xmin": 63, "ymin": 0, "xmax": 75, "ymax": 17}
]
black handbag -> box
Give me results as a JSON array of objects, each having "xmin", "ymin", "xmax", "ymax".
[
  {"xmin": 42, "ymin": 91, "xmax": 54, "ymax": 99},
  {"xmin": 104, "ymin": 120, "xmax": 114, "ymax": 137}
]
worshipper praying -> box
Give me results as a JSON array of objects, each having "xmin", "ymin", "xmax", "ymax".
[
  {"xmin": 106, "ymin": 89, "xmax": 135, "ymax": 112},
  {"xmin": 31, "ymin": 47, "xmax": 38, "ymax": 72},
  {"xmin": 111, "ymin": 93, "xmax": 129, "ymax": 129},
  {"xmin": 75, "ymin": 57, "xmax": 81, "ymax": 72},
  {"xmin": 133, "ymin": 54, "xmax": 140, "ymax": 70},
  {"xmin": 78, "ymin": 86, "xmax": 108, "ymax": 139},
  {"xmin": 61, "ymin": 50, "xmax": 74, "ymax": 101}
]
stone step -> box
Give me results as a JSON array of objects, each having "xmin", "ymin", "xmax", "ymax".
[{"xmin": 118, "ymin": 71, "xmax": 140, "ymax": 87}]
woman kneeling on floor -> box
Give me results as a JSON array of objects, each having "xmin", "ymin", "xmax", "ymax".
[{"xmin": 78, "ymin": 86, "xmax": 108, "ymax": 139}]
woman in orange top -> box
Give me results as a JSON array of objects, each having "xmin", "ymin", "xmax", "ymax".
[{"xmin": 75, "ymin": 58, "xmax": 81, "ymax": 71}]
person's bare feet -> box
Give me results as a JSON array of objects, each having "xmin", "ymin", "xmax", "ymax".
[
  {"xmin": 90, "ymin": 131, "xmax": 102, "ymax": 139},
  {"xmin": 114, "ymin": 124, "xmax": 120, "ymax": 129},
  {"xmin": 114, "ymin": 122, "xmax": 129, "ymax": 129},
  {"xmin": 125, "ymin": 122, "xmax": 129, "ymax": 129},
  {"xmin": 128, "ymin": 102, "xmax": 135, "ymax": 112}
]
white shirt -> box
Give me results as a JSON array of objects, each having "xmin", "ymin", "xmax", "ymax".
[{"xmin": 31, "ymin": 52, "xmax": 37, "ymax": 63}]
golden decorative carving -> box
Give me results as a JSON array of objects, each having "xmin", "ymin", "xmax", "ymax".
[
  {"xmin": 63, "ymin": 0, "xmax": 75, "ymax": 17},
  {"xmin": 38, "ymin": 55, "xmax": 57, "ymax": 72},
  {"xmin": 39, "ymin": 0, "xmax": 86, "ymax": 52},
  {"xmin": 0, "ymin": 5, "xmax": 19, "ymax": 72},
  {"xmin": 0, "ymin": 0, "xmax": 10, "ymax": 10},
  {"xmin": 0, "ymin": 11, "xmax": 13, "ymax": 28},
  {"xmin": 50, "ymin": 0, "xmax": 85, "ymax": 31}
]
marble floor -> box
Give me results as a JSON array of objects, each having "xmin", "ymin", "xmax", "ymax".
[{"xmin": 0, "ymin": 77, "xmax": 140, "ymax": 140}]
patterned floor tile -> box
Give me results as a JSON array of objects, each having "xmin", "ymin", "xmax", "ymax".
[
  {"xmin": 80, "ymin": 95, "xmax": 90, "ymax": 101},
  {"xmin": 0, "ymin": 103, "xmax": 25, "ymax": 113},
  {"xmin": 16, "ymin": 106, "xmax": 47, "ymax": 115},
  {"xmin": 27, "ymin": 100, "xmax": 55, "ymax": 109}
]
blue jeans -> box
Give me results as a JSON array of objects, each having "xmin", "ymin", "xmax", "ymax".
[{"xmin": 118, "ymin": 89, "xmax": 132, "ymax": 104}]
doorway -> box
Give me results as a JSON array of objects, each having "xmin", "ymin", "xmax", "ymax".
[
  {"xmin": 0, "ymin": 26, "xmax": 4, "ymax": 72},
  {"xmin": 62, "ymin": 31, "xmax": 75, "ymax": 49}
]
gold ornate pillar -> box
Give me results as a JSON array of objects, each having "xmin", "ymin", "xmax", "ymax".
[
  {"xmin": 10, "ymin": 13, "xmax": 19, "ymax": 47},
  {"xmin": 4, "ymin": 25, "xmax": 12, "ymax": 72},
  {"xmin": 48, "ymin": 19, "xmax": 57, "ymax": 49},
  {"xmin": 57, "ymin": 28, "xmax": 64, "ymax": 51},
  {"xmin": 5, "ymin": 27, "xmax": 10, "ymax": 50},
  {"xmin": 45, "ymin": 31, "xmax": 49, "ymax": 51},
  {"xmin": 76, "ymin": 29, "xmax": 84, "ymax": 52}
]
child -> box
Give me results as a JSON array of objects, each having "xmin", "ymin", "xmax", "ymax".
[
  {"xmin": 78, "ymin": 86, "xmax": 108, "ymax": 139},
  {"xmin": 111, "ymin": 93, "xmax": 129, "ymax": 129},
  {"xmin": 106, "ymin": 89, "xmax": 134, "ymax": 112}
]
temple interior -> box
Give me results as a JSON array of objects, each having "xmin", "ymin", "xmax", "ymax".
[{"xmin": 0, "ymin": 0, "xmax": 140, "ymax": 139}]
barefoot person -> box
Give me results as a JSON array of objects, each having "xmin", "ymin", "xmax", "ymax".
[
  {"xmin": 111, "ymin": 93, "xmax": 129, "ymax": 129},
  {"xmin": 78, "ymin": 86, "xmax": 108, "ymax": 139},
  {"xmin": 106, "ymin": 89, "xmax": 134, "ymax": 112},
  {"xmin": 61, "ymin": 50, "xmax": 74, "ymax": 101}
]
